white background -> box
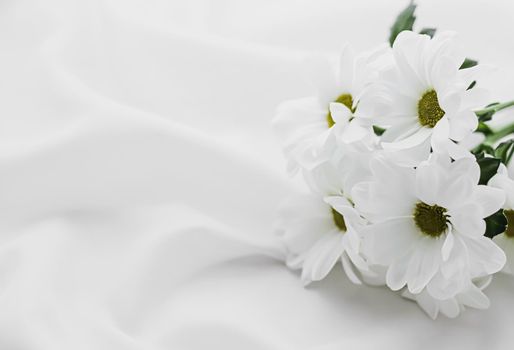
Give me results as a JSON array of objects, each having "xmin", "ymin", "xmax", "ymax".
[{"xmin": 1, "ymin": 0, "xmax": 514, "ymax": 349}]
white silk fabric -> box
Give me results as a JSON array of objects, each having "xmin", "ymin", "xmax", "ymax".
[{"xmin": 1, "ymin": 0, "xmax": 514, "ymax": 349}]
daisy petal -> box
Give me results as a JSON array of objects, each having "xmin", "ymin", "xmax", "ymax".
[
  {"xmin": 381, "ymin": 120, "xmax": 421, "ymax": 142},
  {"xmin": 341, "ymin": 253, "xmax": 362, "ymax": 285},
  {"xmin": 341, "ymin": 119, "xmax": 371, "ymax": 144},
  {"xmin": 367, "ymin": 218, "xmax": 420, "ymax": 265},
  {"xmin": 458, "ymin": 284, "xmax": 490, "ymax": 309},
  {"xmin": 382, "ymin": 127, "xmax": 432, "ymax": 150},
  {"xmin": 441, "ymin": 229, "xmax": 454, "ymax": 261},
  {"xmin": 450, "ymin": 157, "xmax": 480, "ymax": 185},
  {"xmin": 461, "ymin": 87, "xmax": 489, "ymax": 109},
  {"xmin": 304, "ymin": 55, "xmax": 339, "ymax": 104},
  {"xmin": 337, "ymin": 44, "xmax": 356, "ymax": 91},
  {"xmin": 493, "ymin": 233, "xmax": 514, "ymax": 274},
  {"xmin": 427, "ymin": 270, "xmax": 465, "ymax": 300},
  {"xmin": 438, "ymin": 298, "xmax": 461, "ymax": 318},
  {"xmin": 431, "ymin": 116, "xmax": 450, "ymax": 153},
  {"xmin": 416, "ymin": 158, "xmax": 443, "ymax": 205},
  {"xmin": 306, "ymin": 233, "xmax": 346, "ymax": 282},
  {"xmin": 474, "ymin": 185, "xmax": 505, "ymax": 218},
  {"xmin": 439, "ymin": 91, "xmax": 461, "ymax": 115},
  {"xmin": 329, "ymin": 102, "xmax": 352, "ymax": 125},
  {"xmin": 345, "ymin": 241, "xmax": 369, "ymax": 272},
  {"xmin": 449, "ymin": 110, "xmax": 478, "ymax": 141},
  {"xmin": 386, "ymin": 250, "xmax": 414, "ymax": 291},
  {"xmin": 407, "ymin": 237, "xmax": 442, "ymax": 294},
  {"xmin": 463, "ymin": 236, "xmax": 506, "ymax": 275},
  {"xmin": 415, "ymin": 291, "xmax": 440, "ymax": 320},
  {"xmin": 449, "ymin": 203, "xmax": 485, "ymax": 238}
]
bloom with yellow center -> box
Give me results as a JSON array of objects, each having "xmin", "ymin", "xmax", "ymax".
[
  {"xmin": 275, "ymin": 194, "xmax": 370, "ymax": 286},
  {"xmin": 358, "ymin": 31, "xmax": 490, "ymax": 164},
  {"xmin": 272, "ymin": 44, "xmax": 390, "ymax": 174},
  {"xmin": 352, "ymin": 154, "xmax": 506, "ymax": 298}
]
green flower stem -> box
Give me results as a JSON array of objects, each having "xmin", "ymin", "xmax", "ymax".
[
  {"xmin": 475, "ymin": 100, "xmax": 514, "ymax": 117},
  {"xmin": 481, "ymin": 122, "xmax": 514, "ymax": 147}
]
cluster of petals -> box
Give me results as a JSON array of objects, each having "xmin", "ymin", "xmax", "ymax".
[{"xmin": 273, "ymin": 30, "xmax": 512, "ymax": 319}]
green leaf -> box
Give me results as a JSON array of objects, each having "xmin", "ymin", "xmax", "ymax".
[
  {"xmin": 476, "ymin": 102, "xmax": 500, "ymax": 122},
  {"xmin": 484, "ymin": 209, "xmax": 508, "ymax": 238},
  {"xmin": 459, "ymin": 58, "xmax": 478, "ymax": 69},
  {"xmin": 472, "ymin": 143, "xmax": 495, "ymax": 156},
  {"xmin": 476, "ymin": 121, "xmax": 493, "ymax": 135},
  {"xmin": 467, "ymin": 80, "xmax": 476, "ymax": 90},
  {"xmin": 373, "ymin": 125, "xmax": 386, "ymax": 136},
  {"xmin": 495, "ymin": 139, "xmax": 514, "ymax": 165},
  {"xmin": 389, "ymin": 1, "xmax": 417, "ymax": 46},
  {"xmin": 475, "ymin": 153, "xmax": 501, "ymax": 185},
  {"xmin": 419, "ymin": 27, "xmax": 436, "ymax": 38},
  {"xmin": 474, "ymin": 151, "xmax": 485, "ymax": 160}
]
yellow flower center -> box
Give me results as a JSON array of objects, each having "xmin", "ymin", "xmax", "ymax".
[
  {"xmin": 413, "ymin": 202, "xmax": 448, "ymax": 237},
  {"xmin": 331, "ymin": 208, "xmax": 347, "ymax": 232},
  {"xmin": 417, "ymin": 90, "xmax": 445, "ymax": 128},
  {"xmin": 327, "ymin": 93, "xmax": 354, "ymax": 128}
]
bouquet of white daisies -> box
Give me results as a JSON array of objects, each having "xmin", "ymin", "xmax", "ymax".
[{"xmin": 272, "ymin": 1, "xmax": 514, "ymax": 319}]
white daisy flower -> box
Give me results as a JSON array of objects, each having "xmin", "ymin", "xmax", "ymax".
[
  {"xmin": 359, "ymin": 31, "xmax": 489, "ymax": 163},
  {"xmin": 402, "ymin": 276, "xmax": 492, "ymax": 319},
  {"xmin": 272, "ymin": 44, "xmax": 390, "ymax": 174},
  {"xmin": 275, "ymin": 194, "xmax": 370, "ymax": 285},
  {"xmin": 352, "ymin": 154, "xmax": 506, "ymax": 298},
  {"xmin": 489, "ymin": 164, "xmax": 514, "ymax": 274}
]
